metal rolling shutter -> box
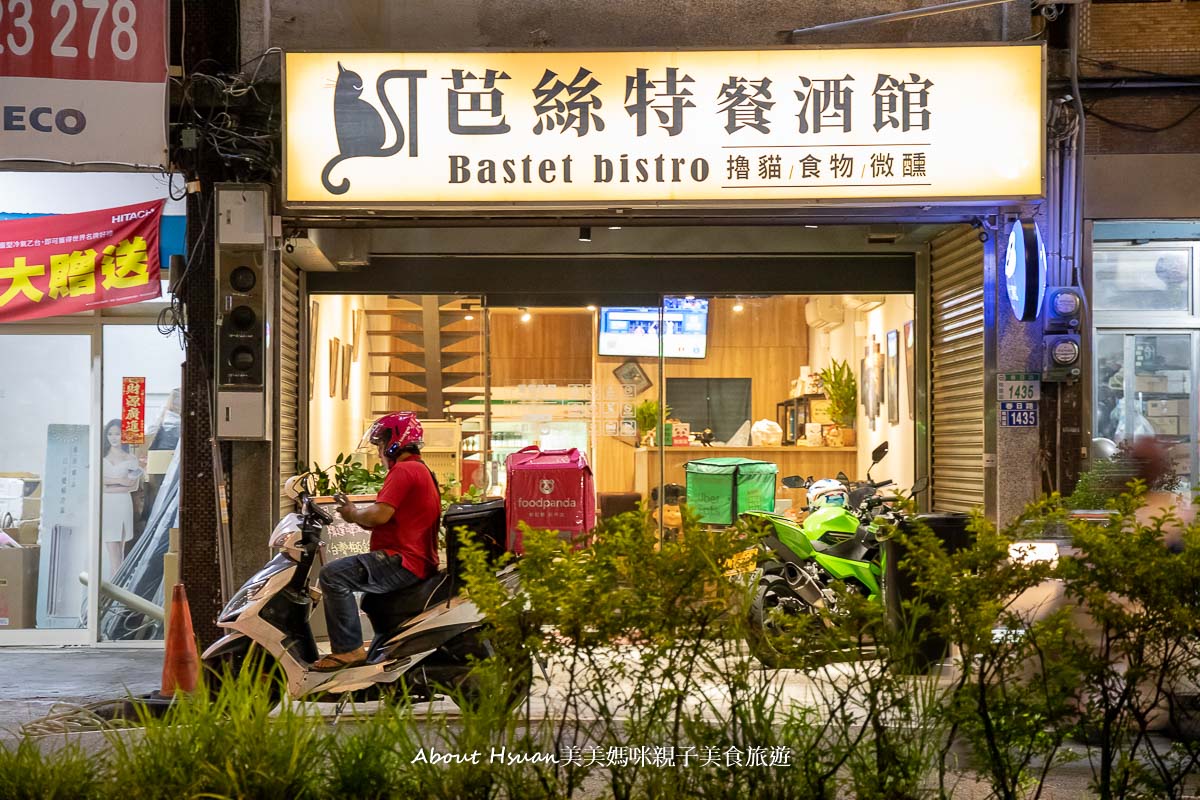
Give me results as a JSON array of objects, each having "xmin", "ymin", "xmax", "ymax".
[
  {"xmin": 278, "ymin": 261, "xmax": 302, "ymax": 518},
  {"xmin": 929, "ymin": 226, "xmax": 986, "ymax": 513}
]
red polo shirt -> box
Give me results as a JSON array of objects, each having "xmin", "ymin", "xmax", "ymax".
[{"xmin": 371, "ymin": 456, "xmax": 440, "ymax": 579}]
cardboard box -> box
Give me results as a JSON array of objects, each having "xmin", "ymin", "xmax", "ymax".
[
  {"xmin": 2, "ymin": 520, "xmax": 39, "ymax": 546},
  {"xmin": 0, "ymin": 473, "xmax": 41, "ymax": 499},
  {"xmin": 0, "ymin": 545, "xmax": 39, "ymax": 629},
  {"xmin": 1146, "ymin": 399, "xmax": 1186, "ymax": 417},
  {"xmin": 0, "ymin": 496, "xmax": 39, "ymax": 522},
  {"xmin": 1136, "ymin": 375, "xmax": 1168, "ymax": 394},
  {"xmin": 1151, "ymin": 416, "xmax": 1180, "ymax": 436}
]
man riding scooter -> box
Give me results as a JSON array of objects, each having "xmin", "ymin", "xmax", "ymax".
[{"xmin": 313, "ymin": 412, "xmax": 441, "ymax": 671}]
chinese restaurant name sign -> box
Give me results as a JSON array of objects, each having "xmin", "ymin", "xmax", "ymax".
[
  {"xmin": 284, "ymin": 46, "xmax": 1044, "ymax": 207},
  {"xmin": 0, "ymin": 200, "xmax": 163, "ymax": 322}
]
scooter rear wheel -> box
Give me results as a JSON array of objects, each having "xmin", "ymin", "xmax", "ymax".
[
  {"xmin": 432, "ymin": 631, "xmax": 534, "ymax": 713},
  {"xmin": 746, "ymin": 577, "xmax": 818, "ymax": 669}
]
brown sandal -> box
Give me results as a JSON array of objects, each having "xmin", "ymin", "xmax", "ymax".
[{"xmin": 312, "ymin": 647, "xmax": 367, "ymax": 671}]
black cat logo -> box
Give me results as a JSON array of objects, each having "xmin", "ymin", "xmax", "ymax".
[{"xmin": 321, "ymin": 63, "xmax": 427, "ymax": 196}]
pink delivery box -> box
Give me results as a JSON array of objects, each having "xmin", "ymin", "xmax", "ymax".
[{"xmin": 505, "ymin": 447, "xmax": 596, "ymax": 554}]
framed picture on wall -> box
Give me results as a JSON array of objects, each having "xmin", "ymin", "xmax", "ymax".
[
  {"xmin": 612, "ymin": 359, "xmax": 652, "ymax": 396},
  {"xmin": 341, "ymin": 343, "xmax": 352, "ymax": 400},
  {"xmin": 328, "ymin": 337, "xmax": 340, "ymax": 398},
  {"xmin": 904, "ymin": 320, "xmax": 915, "ymax": 420},
  {"xmin": 886, "ymin": 329, "xmax": 900, "ymax": 425},
  {"xmin": 351, "ymin": 309, "xmax": 364, "ymax": 362},
  {"xmin": 308, "ymin": 302, "xmax": 320, "ymax": 400}
]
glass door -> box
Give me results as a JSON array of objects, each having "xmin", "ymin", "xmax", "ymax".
[
  {"xmin": 1093, "ymin": 330, "xmax": 1196, "ymax": 493},
  {"xmin": 98, "ymin": 324, "xmax": 184, "ymax": 642},
  {"xmin": 0, "ymin": 333, "xmax": 96, "ymax": 643}
]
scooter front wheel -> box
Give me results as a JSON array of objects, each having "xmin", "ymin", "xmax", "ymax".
[{"xmin": 201, "ymin": 636, "xmax": 285, "ymax": 704}]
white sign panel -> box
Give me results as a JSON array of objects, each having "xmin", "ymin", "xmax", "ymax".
[
  {"xmin": 285, "ymin": 45, "xmax": 1044, "ymax": 207},
  {"xmin": 0, "ymin": 0, "xmax": 168, "ymax": 167},
  {"xmin": 998, "ymin": 372, "xmax": 1041, "ymax": 402}
]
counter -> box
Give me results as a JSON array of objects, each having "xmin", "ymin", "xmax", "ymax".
[{"xmin": 632, "ymin": 445, "xmax": 859, "ymax": 503}]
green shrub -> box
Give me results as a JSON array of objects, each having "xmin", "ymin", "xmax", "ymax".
[
  {"xmin": 0, "ymin": 737, "xmax": 101, "ymax": 800},
  {"xmin": 104, "ymin": 661, "xmax": 327, "ymax": 800}
]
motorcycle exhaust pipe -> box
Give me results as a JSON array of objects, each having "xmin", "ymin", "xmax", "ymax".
[
  {"xmin": 782, "ymin": 563, "xmax": 805, "ymax": 587},
  {"xmin": 782, "ymin": 563, "xmax": 825, "ymax": 606}
]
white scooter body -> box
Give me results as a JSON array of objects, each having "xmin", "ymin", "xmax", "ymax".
[{"xmin": 202, "ymin": 492, "xmax": 519, "ymax": 701}]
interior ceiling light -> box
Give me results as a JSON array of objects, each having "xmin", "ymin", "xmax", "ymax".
[
  {"xmin": 520, "ymin": 308, "xmax": 532, "ymax": 323},
  {"xmin": 586, "ymin": 305, "xmax": 597, "ymax": 311},
  {"xmin": 464, "ymin": 314, "xmax": 474, "ymax": 321},
  {"xmin": 804, "ymin": 224, "xmax": 819, "ymax": 229},
  {"xmin": 608, "ymin": 225, "xmax": 622, "ymax": 231},
  {"xmin": 578, "ymin": 226, "xmax": 592, "ymax": 242},
  {"xmin": 732, "ymin": 299, "xmax": 745, "ymax": 313}
]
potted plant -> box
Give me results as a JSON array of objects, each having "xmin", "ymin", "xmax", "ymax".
[
  {"xmin": 634, "ymin": 400, "xmax": 671, "ymax": 446},
  {"xmin": 817, "ymin": 359, "xmax": 858, "ymax": 446}
]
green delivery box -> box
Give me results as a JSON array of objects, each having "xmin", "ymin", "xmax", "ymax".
[{"xmin": 684, "ymin": 458, "xmax": 777, "ymax": 525}]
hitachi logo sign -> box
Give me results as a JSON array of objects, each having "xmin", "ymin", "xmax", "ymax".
[{"xmin": 112, "ymin": 209, "xmax": 154, "ymax": 224}]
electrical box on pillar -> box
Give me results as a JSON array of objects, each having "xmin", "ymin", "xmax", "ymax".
[
  {"xmin": 1043, "ymin": 287, "xmax": 1083, "ymax": 334},
  {"xmin": 214, "ymin": 184, "xmax": 274, "ymax": 440},
  {"xmin": 1043, "ymin": 334, "xmax": 1082, "ymax": 383}
]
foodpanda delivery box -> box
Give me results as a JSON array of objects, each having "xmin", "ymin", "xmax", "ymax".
[{"xmin": 505, "ymin": 447, "xmax": 595, "ymax": 554}]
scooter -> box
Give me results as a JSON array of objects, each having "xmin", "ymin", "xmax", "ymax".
[
  {"xmin": 201, "ymin": 474, "xmax": 531, "ymax": 706},
  {"xmin": 738, "ymin": 442, "xmax": 927, "ymax": 667}
]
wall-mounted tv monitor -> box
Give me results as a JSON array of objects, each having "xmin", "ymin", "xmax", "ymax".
[{"xmin": 598, "ymin": 298, "xmax": 709, "ymax": 359}]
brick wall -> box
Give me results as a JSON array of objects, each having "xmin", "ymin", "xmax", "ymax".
[
  {"xmin": 1082, "ymin": 2, "xmax": 1200, "ymax": 77},
  {"xmin": 1084, "ymin": 92, "xmax": 1200, "ymax": 155}
]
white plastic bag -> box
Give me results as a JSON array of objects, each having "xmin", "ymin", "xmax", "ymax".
[{"xmin": 751, "ymin": 419, "xmax": 784, "ymax": 447}]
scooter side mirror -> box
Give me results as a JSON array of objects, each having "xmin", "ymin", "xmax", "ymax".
[
  {"xmin": 836, "ymin": 471, "xmax": 850, "ymax": 484},
  {"xmin": 910, "ymin": 477, "xmax": 930, "ymax": 496},
  {"xmin": 871, "ymin": 442, "xmax": 889, "ymax": 464},
  {"xmin": 781, "ymin": 475, "xmax": 805, "ymax": 489}
]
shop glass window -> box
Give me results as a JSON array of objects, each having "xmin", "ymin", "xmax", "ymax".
[
  {"xmin": 98, "ymin": 325, "xmax": 184, "ymax": 642},
  {"xmin": 307, "ymin": 294, "xmax": 488, "ymax": 492},
  {"xmin": 0, "ymin": 334, "xmax": 91, "ymax": 632},
  {"xmin": 1093, "ymin": 331, "xmax": 1194, "ymax": 493},
  {"xmin": 1092, "ymin": 247, "xmax": 1192, "ymax": 313}
]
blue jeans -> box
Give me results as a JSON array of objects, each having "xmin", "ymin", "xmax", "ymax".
[{"xmin": 319, "ymin": 551, "xmax": 421, "ymax": 654}]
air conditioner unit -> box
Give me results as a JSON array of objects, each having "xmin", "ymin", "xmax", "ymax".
[
  {"xmin": 804, "ymin": 296, "xmax": 846, "ymax": 331},
  {"xmin": 845, "ymin": 295, "xmax": 886, "ymax": 313}
]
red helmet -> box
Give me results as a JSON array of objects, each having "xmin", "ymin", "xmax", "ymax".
[{"xmin": 359, "ymin": 412, "xmax": 423, "ymax": 460}]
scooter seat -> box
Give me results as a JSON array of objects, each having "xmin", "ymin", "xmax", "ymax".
[{"xmin": 360, "ymin": 571, "xmax": 455, "ymax": 635}]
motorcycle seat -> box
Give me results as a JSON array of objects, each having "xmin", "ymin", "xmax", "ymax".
[{"xmin": 361, "ymin": 571, "xmax": 455, "ymax": 634}]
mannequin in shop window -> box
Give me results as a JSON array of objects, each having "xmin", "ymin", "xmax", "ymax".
[{"xmin": 102, "ymin": 419, "xmax": 143, "ymax": 579}]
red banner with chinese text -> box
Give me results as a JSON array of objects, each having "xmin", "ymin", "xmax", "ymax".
[
  {"xmin": 121, "ymin": 377, "xmax": 146, "ymax": 445},
  {"xmin": 0, "ymin": 200, "xmax": 164, "ymax": 323}
]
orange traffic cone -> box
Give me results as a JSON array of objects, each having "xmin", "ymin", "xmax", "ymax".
[{"xmin": 160, "ymin": 583, "xmax": 200, "ymax": 697}]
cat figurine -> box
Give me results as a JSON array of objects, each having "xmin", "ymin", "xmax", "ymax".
[{"xmin": 322, "ymin": 63, "xmax": 423, "ymax": 195}]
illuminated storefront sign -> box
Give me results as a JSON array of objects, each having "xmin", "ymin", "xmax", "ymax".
[{"xmin": 284, "ymin": 45, "xmax": 1044, "ymax": 207}]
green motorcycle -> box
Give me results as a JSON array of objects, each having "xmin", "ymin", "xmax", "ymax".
[{"xmin": 739, "ymin": 442, "xmax": 926, "ymax": 667}]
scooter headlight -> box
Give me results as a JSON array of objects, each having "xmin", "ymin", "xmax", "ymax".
[{"xmin": 218, "ymin": 577, "xmax": 269, "ymax": 622}]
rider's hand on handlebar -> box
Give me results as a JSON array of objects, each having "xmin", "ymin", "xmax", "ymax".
[{"xmin": 333, "ymin": 492, "xmax": 354, "ymax": 520}]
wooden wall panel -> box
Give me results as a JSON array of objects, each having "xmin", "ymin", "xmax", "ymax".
[{"xmin": 489, "ymin": 311, "xmax": 593, "ymax": 385}]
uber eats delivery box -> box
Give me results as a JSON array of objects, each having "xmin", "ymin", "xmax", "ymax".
[
  {"xmin": 505, "ymin": 447, "xmax": 595, "ymax": 554},
  {"xmin": 685, "ymin": 458, "xmax": 777, "ymax": 525}
]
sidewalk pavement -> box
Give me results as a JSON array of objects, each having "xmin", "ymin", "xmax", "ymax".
[
  {"xmin": 0, "ymin": 646, "xmax": 1189, "ymax": 799},
  {"xmin": 0, "ymin": 647, "xmax": 161, "ymax": 737}
]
